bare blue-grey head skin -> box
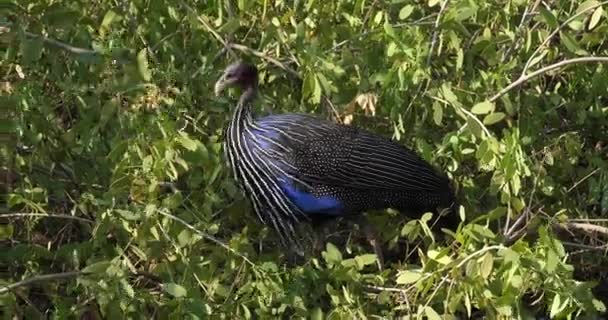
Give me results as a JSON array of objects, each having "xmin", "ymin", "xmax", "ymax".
[{"xmin": 214, "ymin": 61, "xmax": 259, "ymax": 100}]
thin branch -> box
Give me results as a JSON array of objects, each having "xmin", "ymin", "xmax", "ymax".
[
  {"xmin": 2, "ymin": 28, "xmax": 100, "ymax": 58},
  {"xmin": 489, "ymin": 56, "xmax": 608, "ymax": 102},
  {"xmin": 328, "ymin": 15, "xmax": 437, "ymax": 52},
  {"xmin": 155, "ymin": 209, "xmax": 256, "ymax": 266},
  {"xmin": 562, "ymin": 241, "xmax": 608, "ymax": 252},
  {"xmin": 559, "ymin": 222, "xmax": 608, "ymax": 237},
  {"xmin": 502, "ymin": 0, "xmax": 542, "ymax": 63},
  {"xmin": 566, "ymin": 168, "xmax": 600, "ymax": 193},
  {"xmin": 0, "ymin": 271, "xmax": 86, "ymax": 294},
  {"xmin": 228, "ymin": 43, "xmax": 300, "ymax": 78},
  {"xmin": 364, "ymin": 284, "xmax": 408, "ymax": 294},
  {"xmin": 1, "ymin": 212, "xmax": 94, "ymax": 224},
  {"xmin": 522, "ymin": 1, "xmax": 608, "ymax": 75},
  {"xmin": 427, "ymin": 0, "xmax": 450, "ymax": 66}
]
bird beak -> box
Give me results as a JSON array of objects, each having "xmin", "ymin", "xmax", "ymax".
[{"xmin": 214, "ymin": 78, "xmax": 227, "ymax": 96}]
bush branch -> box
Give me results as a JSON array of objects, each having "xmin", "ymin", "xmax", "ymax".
[
  {"xmin": 522, "ymin": 1, "xmax": 608, "ymax": 75},
  {"xmin": 2, "ymin": 212, "xmax": 94, "ymax": 224},
  {"xmin": 489, "ymin": 56, "xmax": 608, "ymax": 102},
  {"xmin": 0, "ymin": 271, "xmax": 86, "ymax": 294}
]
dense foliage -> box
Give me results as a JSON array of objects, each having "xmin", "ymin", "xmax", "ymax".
[{"xmin": 2, "ymin": 0, "xmax": 608, "ymax": 318}]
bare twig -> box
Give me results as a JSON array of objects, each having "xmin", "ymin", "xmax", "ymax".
[
  {"xmin": 489, "ymin": 56, "xmax": 608, "ymax": 102},
  {"xmin": 0, "ymin": 271, "xmax": 86, "ymax": 294},
  {"xmin": 364, "ymin": 284, "xmax": 408, "ymax": 294},
  {"xmin": 562, "ymin": 241, "xmax": 608, "ymax": 252},
  {"xmin": 502, "ymin": 0, "xmax": 542, "ymax": 63},
  {"xmin": 23, "ymin": 31, "xmax": 98, "ymax": 55},
  {"xmin": 1, "ymin": 212, "xmax": 94, "ymax": 224},
  {"xmin": 566, "ymin": 168, "xmax": 600, "ymax": 193},
  {"xmin": 427, "ymin": 0, "xmax": 450, "ymax": 66}
]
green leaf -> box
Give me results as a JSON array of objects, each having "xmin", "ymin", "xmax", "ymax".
[
  {"xmin": 177, "ymin": 132, "xmax": 199, "ymax": 151},
  {"xmin": 115, "ymin": 209, "xmax": 141, "ymax": 220},
  {"xmin": 433, "ymin": 102, "xmax": 443, "ymax": 125},
  {"xmin": 593, "ymin": 299, "xmax": 607, "ymax": 313},
  {"xmin": 550, "ymin": 294, "xmax": 567, "ymax": 318},
  {"xmin": 310, "ymin": 308, "xmax": 323, "ymax": 320},
  {"xmin": 427, "ymin": 249, "xmax": 452, "ymax": 265},
  {"xmin": 82, "ymin": 261, "xmax": 111, "ymax": 274},
  {"xmin": 577, "ymin": 0, "xmax": 600, "ymax": 15},
  {"xmin": 20, "ymin": 37, "xmax": 44, "ymax": 64},
  {"xmin": 137, "ymin": 48, "xmax": 152, "ymax": 81},
  {"xmin": 428, "ymin": 0, "xmax": 440, "ymax": 7},
  {"xmin": 396, "ymin": 270, "xmax": 422, "ymax": 284},
  {"xmin": 539, "ymin": 7, "xmax": 558, "ymax": 29},
  {"xmin": 354, "ymin": 254, "xmax": 377, "ymax": 267},
  {"xmin": 546, "ymin": 249, "xmax": 558, "ymax": 273},
  {"xmin": 399, "ymin": 5, "xmax": 414, "ymax": 20},
  {"xmin": 424, "ymin": 306, "xmax": 442, "ymax": 320},
  {"xmin": 588, "ymin": 6, "xmax": 603, "ymax": 30},
  {"xmin": 471, "ymin": 101, "xmax": 494, "ymax": 114},
  {"xmin": 219, "ymin": 19, "xmax": 241, "ymax": 34},
  {"xmin": 383, "ymin": 19, "xmax": 396, "ymax": 38},
  {"xmin": 483, "ymin": 112, "xmax": 506, "ymax": 125},
  {"xmin": 466, "ymin": 115, "xmax": 483, "ymax": 138},
  {"xmin": 560, "ymin": 31, "xmax": 587, "ymax": 55},
  {"xmin": 101, "ymin": 10, "xmax": 119, "ymax": 30},
  {"xmin": 164, "ymin": 283, "xmax": 188, "ymax": 298},
  {"xmin": 480, "ymin": 252, "xmax": 493, "ymax": 279},
  {"xmin": 0, "ymin": 224, "xmax": 14, "ymax": 240},
  {"xmin": 323, "ymin": 243, "xmax": 342, "ymax": 264}
]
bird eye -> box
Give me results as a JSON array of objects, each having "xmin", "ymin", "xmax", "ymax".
[{"xmin": 226, "ymin": 72, "xmax": 236, "ymax": 78}]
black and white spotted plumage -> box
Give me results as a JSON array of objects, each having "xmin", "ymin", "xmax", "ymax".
[{"xmin": 215, "ymin": 62, "xmax": 457, "ymax": 249}]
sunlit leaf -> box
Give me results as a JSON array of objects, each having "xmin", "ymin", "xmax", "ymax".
[
  {"xmin": 471, "ymin": 101, "xmax": 494, "ymax": 114},
  {"xmin": 137, "ymin": 48, "xmax": 152, "ymax": 81},
  {"xmin": 483, "ymin": 112, "xmax": 505, "ymax": 125},
  {"xmin": 163, "ymin": 283, "xmax": 188, "ymax": 298}
]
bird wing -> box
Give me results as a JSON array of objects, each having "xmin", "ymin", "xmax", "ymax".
[
  {"xmin": 252, "ymin": 114, "xmax": 449, "ymax": 191},
  {"xmin": 290, "ymin": 121, "xmax": 449, "ymax": 191}
]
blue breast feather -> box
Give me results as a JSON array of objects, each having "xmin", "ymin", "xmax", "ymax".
[{"xmin": 280, "ymin": 181, "xmax": 344, "ymax": 216}]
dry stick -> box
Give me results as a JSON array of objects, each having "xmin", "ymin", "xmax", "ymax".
[
  {"xmin": 522, "ymin": 1, "xmax": 608, "ymax": 75},
  {"xmin": 0, "ymin": 271, "xmax": 86, "ymax": 294},
  {"xmin": 426, "ymin": 0, "xmax": 450, "ymax": 66},
  {"xmin": 489, "ymin": 56, "xmax": 608, "ymax": 103},
  {"xmin": 2, "ymin": 212, "xmax": 94, "ymax": 224}
]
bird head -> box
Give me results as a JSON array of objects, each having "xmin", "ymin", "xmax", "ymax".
[{"xmin": 214, "ymin": 61, "xmax": 259, "ymax": 96}]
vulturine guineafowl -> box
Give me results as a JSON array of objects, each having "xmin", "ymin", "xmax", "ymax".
[{"xmin": 214, "ymin": 61, "xmax": 458, "ymax": 254}]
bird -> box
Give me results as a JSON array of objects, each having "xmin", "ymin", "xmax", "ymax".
[{"xmin": 214, "ymin": 61, "xmax": 457, "ymax": 253}]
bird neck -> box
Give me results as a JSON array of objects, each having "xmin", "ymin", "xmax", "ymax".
[
  {"xmin": 238, "ymin": 85, "xmax": 258, "ymax": 106},
  {"xmin": 233, "ymin": 85, "xmax": 257, "ymax": 124}
]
